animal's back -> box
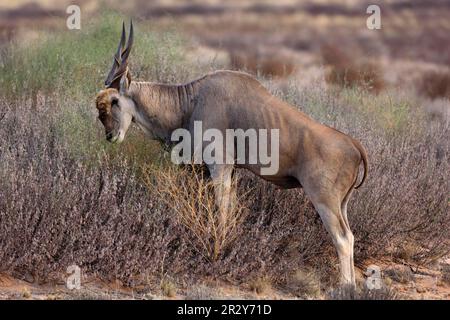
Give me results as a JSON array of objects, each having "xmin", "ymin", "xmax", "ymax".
[
  {"xmin": 189, "ymin": 70, "xmax": 366, "ymax": 188},
  {"xmin": 193, "ymin": 70, "xmax": 312, "ymax": 131}
]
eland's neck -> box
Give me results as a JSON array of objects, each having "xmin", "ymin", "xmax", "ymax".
[{"xmin": 127, "ymin": 81, "xmax": 197, "ymax": 142}]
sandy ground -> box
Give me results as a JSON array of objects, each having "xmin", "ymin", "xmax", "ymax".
[{"xmin": 1, "ymin": 258, "xmax": 449, "ymax": 300}]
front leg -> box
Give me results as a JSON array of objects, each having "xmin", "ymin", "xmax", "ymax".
[{"xmin": 207, "ymin": 164, "xmax": 236, "ymax": 228}]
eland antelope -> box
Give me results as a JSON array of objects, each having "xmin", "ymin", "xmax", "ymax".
[{"xmin": 95, "ymin": 21, "xmax": 368, "ymax": 286}]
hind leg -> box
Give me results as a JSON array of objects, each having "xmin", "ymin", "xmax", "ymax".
[
  {"xmin": 341, "ymin": 188, "xmax": 355, "ymax": 283},
  {"xmin": 302, "ymin": 182, "xmax": 356, "ymax": 286},
  {"xmin": 315, "ymin": 201, "xmax": 355, "ymax": 286}
]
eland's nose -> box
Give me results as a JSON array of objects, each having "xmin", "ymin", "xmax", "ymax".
[{"xmin": 106, "ymin": 132, "xmax": 113, "ymax": 141}]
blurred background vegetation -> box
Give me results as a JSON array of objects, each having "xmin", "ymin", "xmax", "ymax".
[{"xmin": 0, "ymin": 0, "xmax": 448, "ymax": 299}]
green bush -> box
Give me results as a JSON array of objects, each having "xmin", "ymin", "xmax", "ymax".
[{"xmin": 0, "ymin": 12, "xmax": 190, "ymax": 99}]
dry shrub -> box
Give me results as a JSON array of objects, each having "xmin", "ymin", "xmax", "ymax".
[
  {"xmin": 440, "ymin": 264, "xmax": 450, "ymax": 285},
  {"xmin": 384, "ymin": 266, "xmax": 414, "ymax": 284},
  {"xmin": 0, "ymin": 97, "xmax": 190, "ymax": 285},
  {"xmin": 393, "ymin": 242, "xmax": 422, "ymax": 263},
  {"xmin": 230, "ymin": 50, "xmax": 296, "ymax": 78},
  {"xmin": 286, "ymin": 269, "xmax": 321, "ymax": 298},
  {"xmin": 144, "ymin": 165, "xmax": 247, "ymax": 261},
  {"xmin": 235, "ymin": 170, "xmax": 336, "ymax": 279},
  {"xmin": 249, "ymin": 276, "xmax": 272, "ymax": 295},
  {"xmin": 185, "ymin": 284, "xmax": 220, "ymax": 300},
  {"xmin": 65, "ymin": 290, "xmax": 114, "ymax": 300},
  {"xmin": 0, "ymin": 78, "xmax": 448, "ymax": 291},
  {"xmin": 418, "ymin": 70, "xmax": 450, "ymax": 100},
  {"xmin": 0, "ymin": 95, "xmax": 332, "ymax": 285},
  {"xmin": 347, "ymin": 122, "xmax": 450, "ymax": 263},
  {"xmin": 328, "ymin": 285, "xmax": 398, "ymax": 300},
  {"xmin": 321, "ymin": 44, "xmax": 384, "ymax": 93},
  {"xmin": 424, "ymin": 98, "xmax": 450, "ymax": 123}
]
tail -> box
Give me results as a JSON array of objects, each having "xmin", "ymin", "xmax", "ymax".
[{"xmin": 352, "ymin": 139, "xmax": 368, "ymax": 189}]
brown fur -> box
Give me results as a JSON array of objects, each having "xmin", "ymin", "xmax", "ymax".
[
  {"xmin": 95, "ymin": 88, "xmax": 118, "ymax": 112},
  {"xmin": 95, "ymin": 70, "xmax": 368, "ymax": 285},
  {"xmin": 95, "ymin": 88, "xmax": 118, "ymax": 135},
  {"xmin": 116, "ymin": 71, "xmax": 367, "ymax": 191}
]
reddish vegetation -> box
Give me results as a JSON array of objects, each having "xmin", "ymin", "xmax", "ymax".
[
  {"xmin": 321, "ymin": 44, "xmax": 385, "ymax": 93},
  {"xmin": 229, "ymin": 50, "xmax": 296, "ymax": 78},
  {"xmin": 419, "ymin": 70, "xmax": 450, "ymax": 99}
]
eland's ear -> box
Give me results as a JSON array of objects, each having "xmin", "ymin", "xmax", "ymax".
[{"xmin": 119, "ymin": 71, "xmax": 130, "ymax": 95}]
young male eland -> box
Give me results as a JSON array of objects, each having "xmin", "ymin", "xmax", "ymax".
[{"xmin": 95, "ymin": 21, "xmax": 368, "ymax": 286}]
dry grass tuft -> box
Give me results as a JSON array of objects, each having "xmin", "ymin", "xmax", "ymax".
[
  {"xmin": 22, "ymin": 287, "xmax": 31, "ymax": 299},
  {"xmin": 144, "ymin": 165, "xmax": 247, "ymax": 261},
  {"xmin": 161, "ymin": 277, "xmax": 177, "ymax": 298}
]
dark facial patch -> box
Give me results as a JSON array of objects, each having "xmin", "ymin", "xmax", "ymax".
[{"xmin": 95, "ymin": 88, "xmax": 119, "ymax": 137}]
